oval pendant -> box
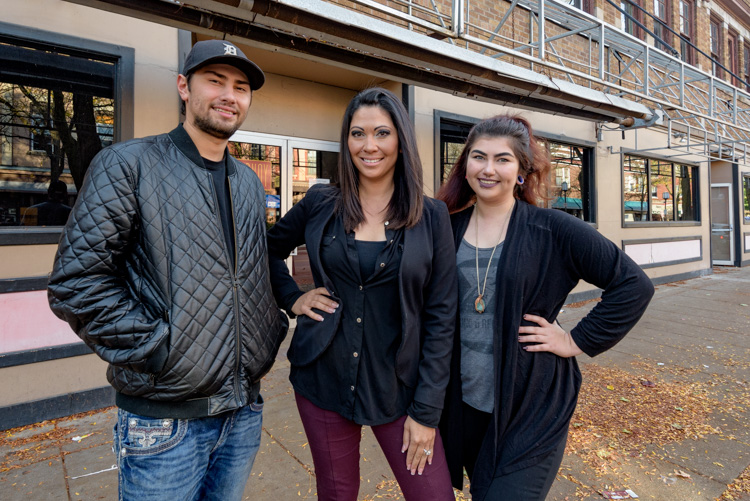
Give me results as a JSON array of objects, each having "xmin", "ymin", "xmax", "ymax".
[{"xmin": 474, "ymin": 296, "xmax": 486, "ymax": 314}]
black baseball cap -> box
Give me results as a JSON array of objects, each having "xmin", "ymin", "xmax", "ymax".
[{"xmin": 182, "ymin": 40, "xmax": 265, "ymax": 90}]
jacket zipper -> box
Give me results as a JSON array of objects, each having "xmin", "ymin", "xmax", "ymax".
[
  {"xmin": 207, "ymin": 170, "xmax": 243, "ymax": 406},
  {"xmin": 227, "ymin": 178, "xmax": 243, "ymax": 406}
]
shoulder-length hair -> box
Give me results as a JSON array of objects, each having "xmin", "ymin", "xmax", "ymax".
[
  {"xmin": 336, "ymin": 87, "xmax": 423, "ymax": 231},
  {"xmin": 437, "ymin": 114, "xmax": 551, "ymax": 212}
]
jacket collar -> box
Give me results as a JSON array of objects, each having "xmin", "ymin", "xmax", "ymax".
[{"xmin": 168, "ymin": 124, "xmax": 236, "ymax": 175}]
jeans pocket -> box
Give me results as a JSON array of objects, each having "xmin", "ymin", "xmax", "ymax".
[
  {"xmin": 249, "ymin": 394, "xmax": 264, "ymax": 413},
  {"xmin": 118, "ymin": 410, "xmax": 188, "ymax": 457}
]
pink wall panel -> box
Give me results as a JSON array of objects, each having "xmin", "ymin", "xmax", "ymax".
[{"xmin": 0, "ymin": 291, "xmax": 80, "ymax": 354}]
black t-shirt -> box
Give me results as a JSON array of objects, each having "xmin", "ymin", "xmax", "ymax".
[
  {"xmin": 203, "ymin": 156, "xmax": 235, "ymax": 269},
  {"xmin": 289, "ymin": 214, "xmax": 431, "ymax": 426}
]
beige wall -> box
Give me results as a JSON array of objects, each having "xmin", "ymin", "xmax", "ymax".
[
  {"xmin": 3, "ymin": 0, "xmax": 181, "ymax": 139},
  {"xmin": 243, "ymin": 73, "xmax": 356, "ymax": 142},
  {"xmin": 0, "ymin": 245, "xmax": 56, "ymax": 279},
  {"xmin": 0, "ymin": 355, "xmax": 109, "ymax": 407}
]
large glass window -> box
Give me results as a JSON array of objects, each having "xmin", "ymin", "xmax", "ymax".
[
  {"xmin": 623, "ymin": 155, "xmax": 698, "ymax": 222},
  {"xmin": 548, "ymin": 141, "xmax": 595, "ymax": 222},
  {"xmin": 0, "ymin": 40, "xmax": 116, "ymax": 227},
  {"xmin": 439, "ymin": 118, "xmax": 475, "ymax": 186},
  {"xmin": 228, "ymin": 142, "xmax": 282, "ymax": 228},
  {"xmin": 623, "ymin": 156, "xmax": 648, "ymax": 221}
]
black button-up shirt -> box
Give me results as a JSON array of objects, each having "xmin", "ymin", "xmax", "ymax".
[{"xmin": 290, "ymin": 214, "xmax": 420, "ymax": 426}]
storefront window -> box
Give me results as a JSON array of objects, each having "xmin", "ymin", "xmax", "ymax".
[
  {"xmin": 548, "ymin": 141, "xmax": 595, "ymax": 222},
  {"xmin": 650, "ymin": 160, "xmax": 673, "ymax": 221},
  {"xmin": 0, "ymin": 43, "xmax": 116, "ymax": 227},
  {"xmin": 623, "ymin": 156, "xmax": 648, "ymax": 221},
  {"xmin": 439, "ymin": 117, "xmax": 475, "ymax": 185},
  {"xmin": 228, "ymin": 142, "xmax": 282, "ymax": 228},
  {"xmin": 623, "ymin": 155, "xmax": 698, "ymax": 222}
]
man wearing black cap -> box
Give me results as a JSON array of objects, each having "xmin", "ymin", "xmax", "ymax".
[{"xmin": 48, "ymin": 40, "xmax": 288, "ymax": 500}]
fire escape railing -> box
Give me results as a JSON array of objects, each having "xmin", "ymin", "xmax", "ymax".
[{"xmin": 321, "ymin": 0, "xmax": 750, "ymax": 159}]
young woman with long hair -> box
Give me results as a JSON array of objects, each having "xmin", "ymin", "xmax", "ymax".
[
  {"xmin": 437, "ymin": 114, "xmax": 654, "ymax": 500},
  {"xmin": 267, "ymin": 87, "xmax": 456, "ymax": 500}
]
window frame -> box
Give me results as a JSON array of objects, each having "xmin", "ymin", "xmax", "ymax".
[
  {"xmin": 727, "ymin": 30, "xmax": 739, "ymax": 87},
  {"xmin": 546, "ymin": 138, "xmax": 597, "ymax": 224},
  {"xmin": 621, "ymin": 153, "xmax": 700, "ymax": 227},
  {"xmin": 653, "ymin": 0, "xmax": 671, "ymax": 53},
  {"xmin": 709, "ymin": 16, "xmax": 723, "ymax": 79},
  {"xmin": 433, "ymin": 111, "xmax": 480, "ymax": 195},
  {"xmin": 620, "ymin": 0, "xmax": 643, "ymax": 39},
  {"xmin": 678, "ymin": 0, "xmax": 695, "ymax": 65},
  {"xmin": 0, "ymin": 21, "xmax": 134, "ymax": 246}
]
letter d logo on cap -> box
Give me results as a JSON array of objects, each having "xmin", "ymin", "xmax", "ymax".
[{"xmin": 223, "ymin": 43, "xmax": 238, "ymax": 56}]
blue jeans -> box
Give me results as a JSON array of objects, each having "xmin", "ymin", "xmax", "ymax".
[{"xmin": 113, "ymin": 397, "xmax": 263, "ymax": 501}]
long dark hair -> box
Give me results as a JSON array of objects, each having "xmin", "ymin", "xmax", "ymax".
[
  {"xmin": 336, "ymin": 87, "xmax": 423, "ymax": 231},
  {"xmin": 437, "ymin": 114, "xmax": 551, "ymax": 212}
]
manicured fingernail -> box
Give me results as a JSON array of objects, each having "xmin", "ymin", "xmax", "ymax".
[{"xmin": 522, "ymin": 346, "xmax": 528, "ymax": 351}]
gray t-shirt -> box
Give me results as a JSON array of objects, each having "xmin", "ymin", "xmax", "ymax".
[{"xmin": 457, "ymin": 238, "xmax": 503, "ymax": 413}]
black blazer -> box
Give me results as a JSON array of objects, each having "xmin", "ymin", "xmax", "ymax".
[{"xmin": 267, "ymin": 184, "xmax": 457, "ymax": 416}]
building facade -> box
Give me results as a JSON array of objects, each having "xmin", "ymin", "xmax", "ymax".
[{"xmin": 1, "ymin": 0, "xmax": 749, "ymax": 428}]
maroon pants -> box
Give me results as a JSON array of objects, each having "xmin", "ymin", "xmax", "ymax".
[{"xmin": 295, "ymin": 392, "xmax": 455, "ymax": 501}]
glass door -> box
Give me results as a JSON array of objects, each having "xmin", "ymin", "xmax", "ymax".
[
  {"xmin": 710, "ymin": 184, "xmax": 734, "ymax": 265},
  {"xmin": 229, "ymin": 131, "xmax": 339, "ymax": 289},
  {"xmin": 228, "ymin": 132, "xmax": 285, "ymax": 228},
  {"xmin": 286, "ymin": 140, "xmax": 339, "ymax": 290}
]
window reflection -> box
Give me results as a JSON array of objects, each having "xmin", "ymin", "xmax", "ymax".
[
  {"xmin": 623, "ymin": 155, "xmax": 698, "ymax": 222},
  {"xmin": 228, "ymin": 142, "xmax": 282, "ymax": 228},
  {"xmin": 0, "ymin": 44, "xmax": 116, "ymax": 227}
]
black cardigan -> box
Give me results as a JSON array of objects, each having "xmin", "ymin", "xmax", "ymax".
[
  {"xmin": 439, "ymin": 201, "xmax": 654, "ymax": 500},
  {"xmin": 267, "ymin": 184, "xmax": 457, "ymax": 424}
]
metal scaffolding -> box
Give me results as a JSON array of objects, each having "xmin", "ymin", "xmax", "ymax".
[{"xmin": 66, "ymin": 0, "xmax": 750, "ymax": 161}]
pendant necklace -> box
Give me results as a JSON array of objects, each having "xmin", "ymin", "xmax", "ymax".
[{"xmin": 474, "ymin": 201, "xmax": 514, "ymax": 314}]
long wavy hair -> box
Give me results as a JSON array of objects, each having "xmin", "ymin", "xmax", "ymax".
[
  {"xmin": 336, "ymin": 87, "xmax": 423, "ymax": 231},
  {"xmin": 437, "ymin": 114, "xmax": 551, "ymax": 212}
]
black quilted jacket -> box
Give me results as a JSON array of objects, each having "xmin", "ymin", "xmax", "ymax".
[{"xmin": 48, "ymin": 125, "xmax": 288, "ymax": 418}]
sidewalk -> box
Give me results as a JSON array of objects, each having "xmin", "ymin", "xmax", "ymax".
[{"xmin": 2, "ymin": 267, "xmax": 749, "ymax": 500}]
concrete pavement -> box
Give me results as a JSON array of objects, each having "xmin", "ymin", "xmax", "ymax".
[{"xmin": 2, "ymin": 266, "xmax": 749, "ymax": 500}]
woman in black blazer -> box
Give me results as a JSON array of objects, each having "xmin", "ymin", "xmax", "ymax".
[
  {"xmin": 267, "ymin": 88, "xmax": 456, "ymax": 500},
  {"xmin": 437, "ymin": 114, "xmax": 654, "ymax": 500}
]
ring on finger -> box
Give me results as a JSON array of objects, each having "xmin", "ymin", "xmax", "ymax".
[{"xmin": 423, "ymin": 448, "xmax": 431, "ymax": 456}]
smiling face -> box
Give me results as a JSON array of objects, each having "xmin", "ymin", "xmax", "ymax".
[
  {"xmin": 178, "ymin": 63, "xmax": 251, "ymax": 140},
  {"xmin": 347, "ymin": 105, "xmax": 399, "ymax": 185},
  {"xmin": 465, "ymin": 135, "xmax": 523, "ymax": 206}
]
